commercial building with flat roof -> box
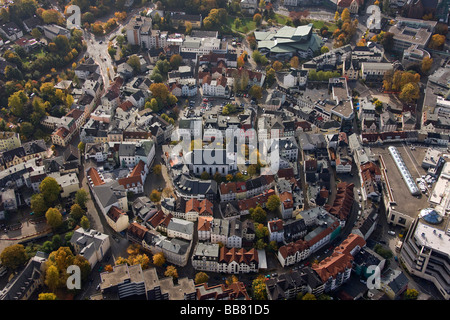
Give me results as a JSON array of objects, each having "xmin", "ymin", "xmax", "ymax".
[{"xmin": 400, "ymin": 213, "xmax": 450, "ymax": 300}]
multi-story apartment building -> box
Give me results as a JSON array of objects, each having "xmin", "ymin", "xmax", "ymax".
[
  {"xmin": 191, "ymin": 243, "xmax": 220, "ymax": 272},
  {"xmin": 0, "ymin": 132, "xmax": 21, "ymax": 152},
  {"xmin": 400, "ymin": 214, "xmax": 450, "ymax": 300}
]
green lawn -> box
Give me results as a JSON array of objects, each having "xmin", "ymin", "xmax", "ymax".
[
  {"xmin": 227, "ymin": 16, "xmax": 257, "ymax": 34},
  {"xmin": 274, "ymin": 13, "xmax": 290, "ymax": 25}
]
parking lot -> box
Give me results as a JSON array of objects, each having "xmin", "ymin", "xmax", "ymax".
[{"xmin": 371, "ymin": 143, "xmax": 430, "ymax": 221}]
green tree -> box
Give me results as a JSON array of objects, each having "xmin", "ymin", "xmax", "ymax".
[
  {"xmin": 80, "ymin": 215, "xmax": 90, "ymax": 230},
  {"xmin": 250, "ymin": 205, "xmax": 266, "ymax": 223},
  {"xmin": 127, "ymin": 55, "xmax": 141, "ymax": 72},
  {"xmin": 399, "ymin": 82, "xmax": 420, "ymax": 104},
  {"xmin": 150, "ymin": 189, "xmax": 161, "ymax": 202},
  {"xmin": 169, "ymin": 54, "xmax": 183, "ymax": 69},
  {"xmin": 200, "ymin": 171, "xmax": 210, "ymax": 180},
  {"xmin": 404, "ymin": 288, "xmax": 419, "ymax": 300},
  {"xmin": 45, "ymin": 264, "xmax": 60, "ymax": 293},
  {"xmin": 77, "ymin": 142, "xmax": 85, "ymax": 156},
  {"xmin": 31, "ymin": 193, "xmax": 48, "ymax": 216},
  {"xmin": 75, "ymin": 189, "xmax": 89, "ymax": 209},
  {"xmin": 39, "ymin": 177, "xmax": 61, "ymax": 205},
  {"xmin": 45, "ymin": 208, "xmax": 63, "ymax": 230},
  {"xmin": 38, "ymin": 292, "xmax": 57, "ymax": 300},
  {"xmin": 302, "ymin": 293, "xmax": 317, "ymax": 300},
  {"xmin": 266, "ymin": 194, "xmax": 281, "ymax": 212},
  {"xmin": 253, "ymin": 13, "xmax": 262, "ymax": 26},
  {"xmin": 252, "ymin": 275, "xmax": 267, "ymax": 300},
  {"xmin": 8, "ymin": 90, "xmax": 28, "ymax": 118},
  {"xmin": 321, "ymin": 46, "xmax": 330, "ymax": 54},
  {"xmin": 0, "ymin": 244, "xmax": 28, "ymax": 271},
  {"xmin": 194, "ymin": 272, "xmax": 209, "ymax": 284},
  {"xmin": 421, "ymin": 56, "xmax": 433, "ymax": 74},
  {"xmin": 153, "ymin": 164, "xmax": 162, "ymax": 175},
  {"xmin": 249, "ymin": 85, "xmax": 263, "ymax": 100},
  {"xmin": 70, "ymin": 203, "xmax": 85, "ymax": 221}
]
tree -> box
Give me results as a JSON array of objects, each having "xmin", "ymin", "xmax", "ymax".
[
  {"xmin": 381, "ymin": 32, "xmax": 394, "ymax": 51},
  {"xmin": 45, "ymin": 265, "xmax": 60, "ymax": 293},
  {"xmin": 80, "ymin": 216, "xmax": 91, "ymax": 230},
  {"xmin": 421, "ymin": 56, "xmax": 433, "ymax": 73},
  {"xmin": 195, "ymin": 272, "xmax": 209, "ymax": 284},
  {"xmin": 0, "ymin": 244, "xmax": 28, "ymax": 270},
  {"xmin": 164, "ymin": 265, "xmax": 178, "ymax": 279},
  {"xmin": 404, "ymin": 288, "xmax": 419, "ymax": 300},
  {"xmin": 31, "ymin": 193, "xmax": 48, "ymax": 216},
  {"xmin": 237, "ymin": 55, "xmax": 245, "ymax": 68},
  {"xmin": 75, "ymin": 189, "xmax": 89, "ymax": 209},
  {"xmin": 45, "ymin": 208, "xmax": 63, "ymax": 230},
  {"xmin": 42, "ymin": 9, "xmax": 64, "ymax": 24},
  {"xmin": 38, "ymin": 293, "xmax": 57, "ymax": 300},
  {"xmin": 334, "ymin": 11, "xmax": 340, "ymax": 22},
  {"xmin": 249, "ymin": 85, "xmax": 263, "ymax": 100},
  {"xmin": 290, "ymin": 56, "xmax": 299, "ymax": 69},
  {"xmin": 39, "ymin": 177, "xmax": 61, "ymax": 205},
  {"xmin": 266, "ymin": 194, "xmax": 281, "ymax": 212},
  {"xmin": 8, "ymin": 90, "xmax": 28, "ymax": 118},
  {"xmin": 129, "ymin": 254, "xmax": 150, "ymax": 269},
  {"xmin": 254, "ymin": 223, "xmax": 269, "ymax": 239},
  {"xmin": 234, "ymin": 17, "xmax": 242, "ymax": 29},
  {"xmin": 70, "ymin": 203, "xmax": 85, "ymax": 221},
  {"xmin": 302, "ymin": 293, "xmax": 317, "ymax": 300},
  {"xmin": 248, "ymin": 164, "xmax": 258, "ymax": 176},
  {"xmin": 340, "ymin": 8, "xmax": 350, "ymax": 21},
  {"xmin": 255, "ymin": 238, "xmax": 266, "ymax": 250},
  {"xmin": 252, "ymin": 275, "xmax": 267, "ymax": 300},
  {"xmin": 399, "ymin": 82, "xmax": 420, "ymax": 103},
  {"xmin": 265, "ymin": 68, "xmax": 276, "ymax": 86},
  {"xmin": 169, "ymin": 54, "xmax": 183, "ymax": 69},
  {"xmin": 150, "ymin": 189, "xmax": 161, "ymax": 203},
  {"xmin": 250, "ymin": 205, "xmax": 266, "ymax": 223},
  {"xmin": 429, "ymin": 34, "xmax": 445, "ymax": 50},
  {"xmin": 272, "ymin": 60, "xmax": 283, "ymax": 71},
  {"xmin": 150, "ymin": 82, "xmax": 169, "ymax": 102},
  {"xmin": 200, "ymin": 171, "xmax": 210, "ymax": 180},
  {"xmin": 153, "ymin": 164, "xmax": 162, "ymax": 175},
  {"xmin": 127, "ymin": 55, "xmax": 141, "ymax": 72},
  {"xmin": 73, "ymin": 254, "xmax": 91, "ymax": 282},
  {"xmin": 153, "ymin": 252, "xmax": 166, "ymax": 267},
  {"xmin": 185, "ymin": 21, "xmax": 193, "ymax": 35},
  {"xmin": 320, "ymin": 46, "xmax": 330, "ymax": 54},
  {"xmin": 77, "ymin": 142, "xmax": 85, "ymax": 155}
]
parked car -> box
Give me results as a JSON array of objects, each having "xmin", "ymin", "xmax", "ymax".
[{"xmin": 388, "ymin": 230, "xmax": 396, "ymax": 236}]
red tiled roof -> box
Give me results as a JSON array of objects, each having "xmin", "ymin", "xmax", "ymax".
[
  {"xmin": 127, "ymin": 222, "xmax": 148, "ymax": 240},
  {"xmin": 280, "ymin": 191, "xmax": 293, "ymax": 209},
  {"xmin": 107, "ymin": 206, "xmax": 126, "ymax": 222},
  {"xmin": 268, "ymin": 219, "xmax": 283, "ymax": 233},
  {"xmin": 197, "ymin": 216, "xmax": 213, "ymax": 231},
  {"xmin": 219, "ymin": 247, "xmax": 258, "ymax": 264},
  {"xmin": 87, "ymin": 167, "xmax": 104, "ymax": 186},
  {"xmin": 118, "ymin": 160, "xmax": 145, "ymax": 189},
  {"xmin": 312, "ymin": 233, "xmax": 365, "ymax": 282},
  {"xmin": 185, "ymin": 198, "xmax": 213, "ymax": 216},
  {"xmin": 279, "ymin": 239, "xmax": 309, "ymax": 259}
]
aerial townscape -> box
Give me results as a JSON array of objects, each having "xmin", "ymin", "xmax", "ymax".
[{"xmin": 0, "ymin": 0, "xmax": 449, "ymax": 305}]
